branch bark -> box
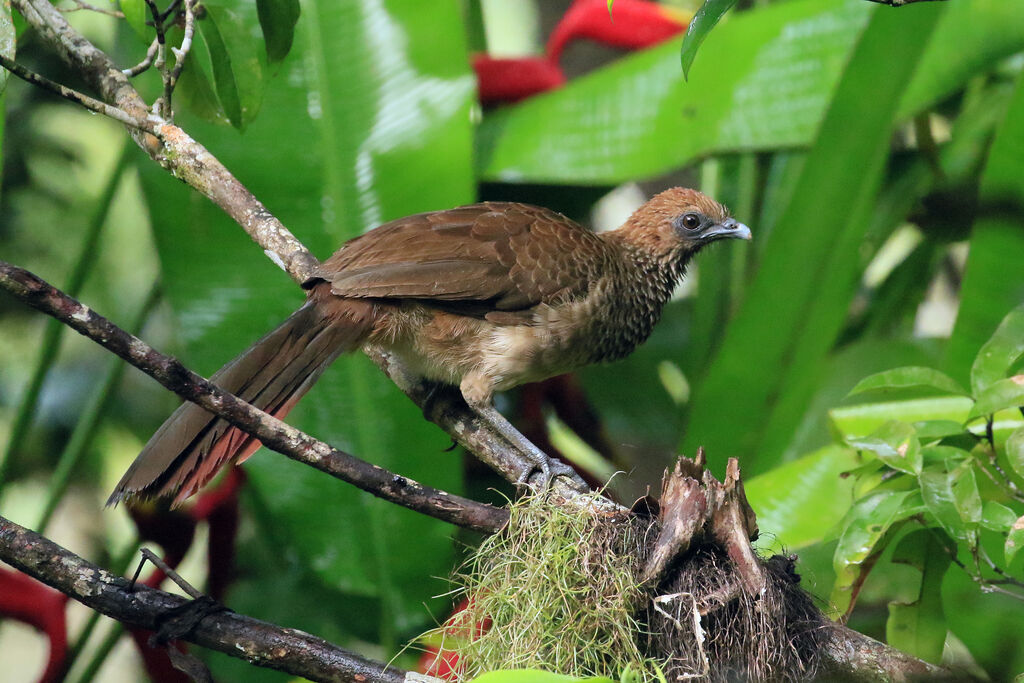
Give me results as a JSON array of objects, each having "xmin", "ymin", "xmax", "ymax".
[
  {"xmin": 0, "ymin": 261, "xmax": 508, "ymax": 535},
  {"xmin": 0, "ymin": 515, "xmax": 417, "ymax": 683}
]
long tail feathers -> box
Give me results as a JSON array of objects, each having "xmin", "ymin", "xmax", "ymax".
[{"xmin": 107, "ymin": 300, "xmax": 369, "ymax": 507}]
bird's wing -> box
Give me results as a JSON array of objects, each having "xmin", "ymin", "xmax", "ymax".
[{"xmin": 312, "ymin": 203, "xmax": 607, "ymax": 312}]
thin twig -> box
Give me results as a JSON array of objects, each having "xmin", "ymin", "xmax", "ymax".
[
  {"xmin": 0, "ymin": 261, "xmax": 509, "ymax": 534},
  {"xmin": 0, "ymin": 54, "xmax": 153, "ymax": 132},
  {"xmin": 134, "ymin": 548, "xmax": 206, "ymax": 599},
  {"xmin": 143, "ymin": 0, "xmax": 171, "ymax": 117},
  {"xmin": 0, "ymin": 515, "xmax": 411, "ymax": 683},
  {"xmin": 58, "ymin": 0, "xmax": 123, "ymax": 16},
  {"xmin": 168, "ymin": 0, "xmax": 196, "ymax": 90},
  {"xmin": 124, "ymin": 38, "xmax": 160, "ymax": 77}
]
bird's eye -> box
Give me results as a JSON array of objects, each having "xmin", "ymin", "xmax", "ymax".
[{"xmin": 681, "ymin": 213, "xmax": 701, "ymax": 230}]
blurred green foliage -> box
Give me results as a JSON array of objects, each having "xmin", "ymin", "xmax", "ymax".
[{"xmin": 1, "ymin": 0, "xmax": 1023, "ymax": 680}]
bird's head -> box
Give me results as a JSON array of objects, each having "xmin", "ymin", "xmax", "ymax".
[{"xmin": 617, "ymin": 187, "xmax": 751, "ymax": 264}]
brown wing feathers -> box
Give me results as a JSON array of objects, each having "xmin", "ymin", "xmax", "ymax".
[{"xmin": 316, "ymin": 202, "xmax": 604, "ymax": 313}]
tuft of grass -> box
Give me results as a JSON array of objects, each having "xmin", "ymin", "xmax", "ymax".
[{"xmin": 431, "ymin": 493, "xmax": 664, "ymax": 681}]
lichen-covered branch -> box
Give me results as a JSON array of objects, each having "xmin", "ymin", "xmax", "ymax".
[
  {"xmin": 0, "ymin": 515, "xmax": 413, "ymax": 683},
  {"xmin": 0, "ymin": 261, "xmax": 508, "ymax": 535}
]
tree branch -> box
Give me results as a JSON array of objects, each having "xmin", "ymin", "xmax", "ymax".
[
  {"xmin": 0, "ymin": 515, "xmax": 416, "ymax": 683},
  {"xmin": 0, "ymin": 261, "xmax": 508, "ymax": 535},
  {"xmin": 0, "ymin": 54, "xmax": 153, "ymax": 131},
  {"xmin": 11, "ymin": 0, "xmax": 319, "ymax": 285}
]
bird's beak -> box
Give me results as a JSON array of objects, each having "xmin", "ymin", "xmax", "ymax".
[{"xmin": 704, "ymin": 219, "xmax": 752, "ymax": 242}]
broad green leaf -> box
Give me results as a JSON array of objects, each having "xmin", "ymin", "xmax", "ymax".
[
  {"xmin": 683, "ymin": 4, "xmax": 945, "ymax": 475},
  {"xmin": 950, "ymin": 462, "xmax": 982, "ymax": 526},
  {"xmin": 848, "ymin": 367, "xmax": 966, "ymax": 398},
  {"xmin": 119, "ymin": 0, "xmax": 150, "ymax": 41},
  {"xmin": 920, "ymin": 468, "xmax": 975, "ymax": 543},
  {"xmin": 981, "ymin": 501, "xmax": 1019, "ymax": 532},
  {"xmin": 921, "ymin": 445, "xmax": 969, "ymax": 468},
  {"xmin": 971, "ymin": 304, "xmax": 1024, "ymax": 395},
  {"xmin": 946, "ymin": 74, "xmax": 1024, "ymax": 384},
  {"xmin": 471, "ymin": 671, "xmax": 615, "ymax": 683},
  {"xmin": 198, "ymin": 0, "xmax": 265, "ymax": 130},
  {"xmin": 138, "ymin": 0, "xmax": 473, "ymax": 635},
  {"xmin": 1006, "ymin": 426, "xmax": 1024, "ymax": 479},
  {"xmin": 830, "ymin": 490, "xmax": 918, "ymax": 618},
  {"xmin": 477, "ymin": 0, "xmax": 1024, "ymax": 185},
  {"xmin": 1006, "ymin": 515, "xmax": 1024, "ymax": 565},
  {"xmin": 679, "ymin": 0, "xmax": 738, "ymax": 79},
  {"xmin": 171, "ymin": 22, "xmax": 228, "ymax": 125},
  {"xmin": 830, "ymin": 396, "xmax": 974, "ymax": 442},
  {"xmin": 746, "ymin": 444, "xmax": 859, "ymax": 551},
  {"xmin": 256, "ymin": 0, "xmax": 300, "ymax": 63},
  {"xmin": 886, "ymin": 530, "xmax": 952, "ymax": 664},
  {"xmin": 914, "ymin": 420, "xmax": 966, "ymax": 441},
  {"xmin": 967, "ymin": 375, "xmax": 1024, "ymax": 420},
  {"xmin": 847, "ymin": 420, "xmax": 922, "ymax": 475}
]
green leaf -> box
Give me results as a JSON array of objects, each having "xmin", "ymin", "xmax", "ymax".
[
  {"xmin": 950, "ymin": 462, "xmax": 982, "ymax": 526},
  {"xmin": 679, "ymin": 0, "xmax": 738, "ymax": 79},
  {"xmin": 256, "ymin": 0, "xmax": 300, "ymax": 63},
  {"xmin": 847, "ymin": 420, "xmax": 922, "ymax": 475},
  {"xmin": 848, "ymin": 367, "xmax": 967, "ymax": 398},
  {"xmin": 477, "ymin": 0, "xmax": 1024, "ymax": 185},
  {"xmin": 745, "ymin": 445, "xmax": 859, "ymax": 551},
  {"xmin": 1006, "ymin": 426, "xmax": 1024, "ymax": 479},
  {"xmin": 138, "ymin": 0, "xmax": 474, "ymax": 636},
  {"xmin": 831, "ymin": 396, "xmax": 975, "ymax": 443},
  {"xmin": 172, "ymin": 24, "xmax": 228, "ymax": 124},
  {"xmin": 886, "ymin": 530, "xmax": 952, "ymax": 664},
  {"xmin": 914, "ymin": 420, "xmax": 967, "ymax": 441},
  {"xmin": 198, "ymin": 0, "xmax": 265, "ymax": 130},
  {"xmin": 920, "ymin": 445, "xmax": 969, "ymax": 468},
  {"xmin": 981, "ymin": 501, "xmax": 1019, "ymax": 532},
  {"xmin": 119, "ymin": 0, "xmax": 151, "ymax": 41},
  {"xmin": 683, "ymin": 4, "xmax": 946, "ymax": 475},
  {"xmin": 971, "ymin": 304, "xmax": 1024, "ymax": 395},
  {"xmin": 920, "ymin": 468, "xmax": 976, "ymax": 543},
  {"xmin": 1005, "ymin": 515, "xmax": 1024, "ymax": 565},
  {"xmin": 967, "ymin": 375, "xmax": 1024, "ymax": 420},
  {"xmin": 946, "ymin": 73, "xmax": 1024, "ymax": 384},
  {"xmin": 831, "ymin": 490, "xmax": 918, "ymax": 618}
]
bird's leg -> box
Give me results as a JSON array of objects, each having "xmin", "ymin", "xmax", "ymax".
[
  {"xmin": 459, "ymin": 374, "xmax": 583, "ymax": 489},
  {"xmin": 471, "ymin": 401, "xmax": 581, "ymax": 488}
]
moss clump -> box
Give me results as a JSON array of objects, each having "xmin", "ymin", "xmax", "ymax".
[{"xmin": 433, "ymin": 493, "xmax": 663, "ymax": 681}]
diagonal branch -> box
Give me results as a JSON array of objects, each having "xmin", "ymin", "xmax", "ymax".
[
  {"xmin": 0, "ymin": 54, "xmax": 153, "ymax": 131},
  {"xmin": 0, "ymin": 260, "xmax": 509, "ymax": 535},
  {"xmin": 0, "ymin": 514, "xmax": 414, "ymax": 683}
]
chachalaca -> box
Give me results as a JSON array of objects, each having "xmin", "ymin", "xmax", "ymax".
[{"xmin": 108, "ymin": 187, "xmax": 750, "ymax": 506}]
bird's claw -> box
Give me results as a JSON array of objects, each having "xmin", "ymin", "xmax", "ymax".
[{"xmin": 517, "ymin": 453, "xmax": 581, "ymax": 491}]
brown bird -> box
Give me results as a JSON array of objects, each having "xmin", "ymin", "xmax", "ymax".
[{"xmin": 109, "ymin": 188, "xmax": 750, "ymax": 506}]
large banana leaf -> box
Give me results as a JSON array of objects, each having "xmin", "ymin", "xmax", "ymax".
[
  {"xmin": 681, "ymin": 3, "xmax": 944, "ymax": 474},
  {"xmin": 476, "ymin": 0, "xmax": 1024, "ymax": 185},
  {"xmin": 945, "ymin": 73, "xmax": 1024, "ymax": 383},
  {"xmin": 137, "ymin": 0, "xmax": 474, "ymax": 642}
]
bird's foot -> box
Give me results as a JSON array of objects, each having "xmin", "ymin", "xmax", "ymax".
[{"xmin": 516, "ymin": 452, "xmax": 582, "ymax": 491}]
